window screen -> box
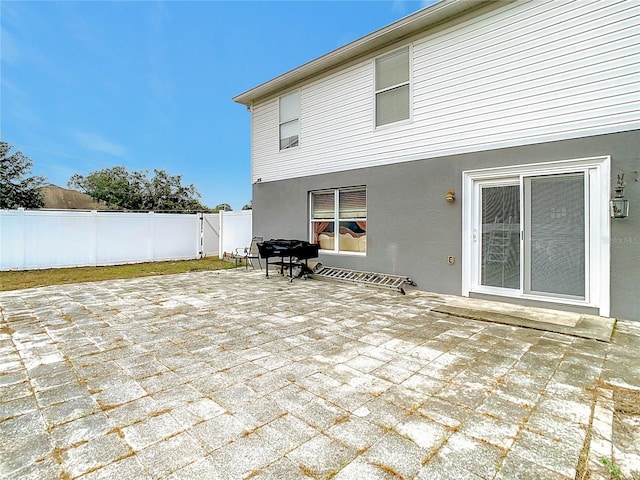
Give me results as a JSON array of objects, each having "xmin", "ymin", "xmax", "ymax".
[
  {"xmin": 312, "ymin": 191, "xmax": 335, "ymax": 219},
  {"xmin": 376, "ymin": 48, "xmax": 409, "ymax": 90},
  {"xmin": 375, "ymin": 47, "xmax": 410, "ymax": 127},
  {"xmin": 526, "ymin": 174, "xmax": 585, "ymax": 298},
  {"xmin": 339, "ymin": 188, "xmax": 366, "ymax": 219},
  {"xmin": 279, "ymin": 91, "xmax": 299, "ymax": 150}
]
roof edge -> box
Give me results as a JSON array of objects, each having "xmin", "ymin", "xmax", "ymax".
[{"xmin": 233, "ymin": 0, "xmax": 493, "ymax": 106}]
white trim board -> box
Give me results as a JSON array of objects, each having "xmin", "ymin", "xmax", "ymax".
[{"xmin": 462, "ymin": 156, "xmax": 611, "ymax": 317}]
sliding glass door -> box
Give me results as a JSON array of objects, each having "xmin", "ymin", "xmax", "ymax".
[
  {"xmin": 524, "ymin": 174, "xmax": 585, "ymax": 299},
  {"xmin": 480, "ymin": 183, "xmax": 520, "ymax": 290},
  {"xmin": 475, "ymin": 173, "xmax": 586, "ymax": 300},
  {"xmin": 463, "ymin": 157, "xmax": 609, "ymax": 316}
]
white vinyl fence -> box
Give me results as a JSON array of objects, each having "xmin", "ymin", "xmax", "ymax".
[
  {"xmin": 0, "ymin": 209, "xmax": 253, "ymax": 271},
  {"xmin": 218, "ymin": 210, "xmax": 253, "ymax": 259}
]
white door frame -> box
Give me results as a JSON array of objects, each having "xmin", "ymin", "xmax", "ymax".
[{"xmin": 462, "ymin": 156, "xmax": 611, "ymax": 317}]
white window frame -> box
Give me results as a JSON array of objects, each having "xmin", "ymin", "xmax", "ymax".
[
  {"xmin": 279, "ymin": 90, "xmax": 300, "ymax": 151},
  {"xmin": 373, "ymin": 45, "xmax": 412, "ymax": 129},
  {"xmin": 309, "ymin": 186, "xmax": 367, "ymax": 256},
  {"xmin": 462, "ymin": 156, "xmax": 610, "ymax": 317}
]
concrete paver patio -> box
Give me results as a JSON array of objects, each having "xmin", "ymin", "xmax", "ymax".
[{"xmin": 1, "ymin": 269, "xmax": 638, "ymax": 480}]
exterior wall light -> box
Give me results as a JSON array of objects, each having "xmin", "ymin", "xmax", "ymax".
[
  {"xmin": 445, "ymin": 189, "xmax": 455, "ymax": 203},
  {"xmin": 610, "ymin": 173, "xmax": 633, "ymax": 219},
  {"xmin": 610, "ymin": 185, "xmax": 629, "ymax": 218}
]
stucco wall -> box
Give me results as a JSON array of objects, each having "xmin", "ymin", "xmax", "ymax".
[{"xmin": 252, "ymin": 130, "xmax": 639, "ymax": 321}]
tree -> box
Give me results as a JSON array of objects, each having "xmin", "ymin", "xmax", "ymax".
[
  {"xmin": 68, "ymin": 166, "xmax": 208, "ymax": 211},
  {"xmin": 0, "ymin": 141, "xmax": 46, "ymax": 209},
  {"xmin": 214, "ymin": 203, "xmax": 232, "ymax": 212},
  {"xmin": 68, "ymin": 166, "xmax": 132, "ymax": 208},
  {"xmin": 242, "ymin": 201, "xmax": 252, "ymax": 210}
]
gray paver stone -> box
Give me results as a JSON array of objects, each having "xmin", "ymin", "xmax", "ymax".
[
  {"xmin": 122, "ymin": 412, "xmax": 184, "ymax": 450},
  {"xmin": 60, "ymin": 431, "xmax": 132, "ymax": 478},
  {"xmin": 286, "ymin": 433, "xmax": 357, "ymax": 479},
  {"xmin": 134, "ymin": 431, "xmax": 206, "ymax": 479},
  {"xmin": 361, "ymin": 431, "xmax": 427, "ymax": 479}
]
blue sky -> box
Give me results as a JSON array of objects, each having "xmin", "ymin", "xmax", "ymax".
[{"xmin": 2, "ymin": 1, "xmax": 430, "ymax": 210}]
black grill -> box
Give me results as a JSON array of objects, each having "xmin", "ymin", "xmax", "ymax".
[{"xmin": 257, "ymin": 239, "xmax": 319, "ymax": 280}]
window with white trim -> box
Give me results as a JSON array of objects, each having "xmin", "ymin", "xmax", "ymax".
[
  {"xmin": 279, "ymin": 90, "xmax": 299, "ymax": 150},
  {"xmin": 375, "ymin": 46, "xmax": 410, "ymax": 127},
  {"xmin": 311, "ymin": 187, "xmax": 366, "ymax": 254}
]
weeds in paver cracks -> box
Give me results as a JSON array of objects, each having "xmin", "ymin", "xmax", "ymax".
[
  {"xmin": 482, "ymin": 411, "xmax": 501, "ymax": 420},
  {"xmin": 576, "ymin": 391, "xmax": 597, "ymax": 480},
  {"xmin": 241, "ymin": 425, "xmax": 262, "ymax": 437},
  {"xmin": 597, "ymin": 458, "xmax": 640, "ymax": 480},
  {"xmin": 372, "ymin": 462, "xmax": 404, "ymax": 479},
  {"xmin": 420, "ymin": 434, "xmax": 456, "ymax": 467},
  {"xmin": 444, "ymin": 423, "xmax": 460, "ymax": 433},
  {"xmin": 421, "ymin": 447, "xmax": 440, "ymax": 467},
  {"xmin": 0, "ymin": 325, "xmax": 14, "ymax": 335},
  {"xmin": 379, "ymin": 424, "xmax": 395, "ymax": 434},
  {"xmin": 49, "ymin": 439, "xmax": 134, "ymax": 480},
  {"xmin": 96, "ymin": 398, "xmax": 118, "ymax": 411},
  {"xmin": 581, "ymin": 382, "xmax": 640, "ymax": 480},
  {"xmin": 107, "ymin": 426, "xmax": 126, "ymax": 439},
  {"xmin": 299, "ymin": 464, "xmax": 318, "ymax": 477},
  {"xmin": 600, "ymin": 458, "xmax": 624, "ymax": 480},
  {"xmin": 242, "ymin": 412, "xmax": 288, "ymax": 438},
  {"xmin": 356, "ymin": 444, "xmax": 372, "ymax": 456},
  {"xmin": 611, "ymin": 385, "xmax": 640, "ymax": 416},
  {"xmin": 149, "ymin": 408, "xmax": 173, "ymax": 418},
  {"xmin": 333, "ymin": 413, "xmax": 350, "ymax": 425}
]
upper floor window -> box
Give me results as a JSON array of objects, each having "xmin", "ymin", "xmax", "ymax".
[
  {"xmin": 311, "ymin": 186, "xmax": 366, "ymax": 255},
  {"xmin": 375, "ymin": 47, "xmax": 410, "ymax": 127},
  {"xmin": 279, "ymin": 90, "xmax": 299, "ymax": 150}
]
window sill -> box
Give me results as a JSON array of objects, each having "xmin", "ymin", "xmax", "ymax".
[
  {"xmin": 319, "ymin": 249, "xmax": 366, "ymax": 257},
  {"xmin": 279, "ymin": 145, "xmax": 300, "ymax": 153},
  {"xmin": 374, "ymin": 117, "xmax": 413, "ymax": 131}
]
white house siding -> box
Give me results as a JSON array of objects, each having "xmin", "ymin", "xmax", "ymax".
[{"xmin": 251, "ymin": 0, "xmax": 640, "ymax": 183}]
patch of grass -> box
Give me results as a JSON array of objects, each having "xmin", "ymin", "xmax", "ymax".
[
  {"xmin": 600, "ymin": 458, "xmax": 623, "ymax": 480},
  {"xmin": 0, "ymin": 257, "xmax": 234, "ymax": 291}
]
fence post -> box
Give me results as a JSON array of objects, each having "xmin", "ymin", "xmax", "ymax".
[
  {"xmin": 198, "ymin": 213, "xmax": 204, "ymax": 259},
  {"xmin": 90, "ymin": 210, "xmax": 98, "ymax": 266},
  {"xmin": 218, "ymin": 210, "xmax": 224, "ymax": 259},
  {"xmin": 17, "ymin": 208, "xmax": 26, "ymax": 270},
  {"xmin": 147, "ymin": 211, "xmax": 154, "ymax": 262}
]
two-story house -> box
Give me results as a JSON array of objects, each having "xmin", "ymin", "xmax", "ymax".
[{"xmin": 234, "ymin": 0, "xmax": 640, "ymax": 321}]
